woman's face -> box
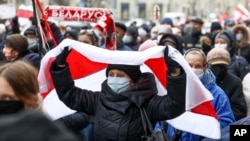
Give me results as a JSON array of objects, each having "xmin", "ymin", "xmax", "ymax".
[
  {"xmin": 0, "ymin": 76, "xmax": 19, "ymax": 101},
  {"xmin": 78, "ymin": 34, "xmax": 94, "ymax": 45},
  {"xmin": 2, "ymin": 45, "xmax": 19, "ymax": 61}
]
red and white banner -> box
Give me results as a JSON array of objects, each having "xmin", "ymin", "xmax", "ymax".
[
  {"xmin": 38, "ymin": 39, "xmax": 220, "ymax": 139},
  {"xmin": 233, "ymin": 3, "xmax": 250, "ymax": 21},
  {"xmin": 44, "ymin": 6, "xmax": 116, "ymax": 50},
  {"xmin": 16, "ymin": 4, "xmax": 33, "ymax": 19}
]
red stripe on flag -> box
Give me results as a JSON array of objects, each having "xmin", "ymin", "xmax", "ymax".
[
  {"xmin": 16, "ymin": 9, "xmax": 33, "ymax": 18},
  {"xmin": 144, "ymin": 58, "xmax": 168, "ymax": 88},
  {"xmin": 67, "ymin": 49, "xmax": 108, "ymax": 79},
  {"xmin": 191, "ymin": 101, "xmax": 218, "ymax": 119}
]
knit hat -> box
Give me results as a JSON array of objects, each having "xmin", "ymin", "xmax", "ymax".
[
  {"xmin": 115, "ymin": 22, "xmax": 127, "ymax": 32},
  {"xmin": 210, "ymin": 22, "xmax": 222, "ymax": 33},
  {"xmin": 215, "ymin": 33, "xmax": 231, "ymax": 45},
  {"xmin": 207, "ymin": 48, "xmax": 231, "ymax": 65},
  {"xmin": 24, "ymin": 25, "xmax": 36, "ymax": 36},
  {"xmin": 106, "ymin": 64, "xmax": 141, "ymax": 82},
  {"xmin": 160, "ymin": 17, "xmax": 173, "ymax": 27},
  {"xmin": 126, "ymin": 27, "xmax": 138, "ymax": 40},
  {"xmin": 6, "ymin": 34, "xmax": 28, "ymax": 55}
]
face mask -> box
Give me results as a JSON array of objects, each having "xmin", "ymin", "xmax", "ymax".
[
  {"xmin": 0, "ymin": 100, "xmax": 24, "ymax": 115},
  {"xmin": 192, "ymin": 68, "xmax": 204, "ymax": 79},
  {"xmin": 202, "ymin": 43, "xmax": 211, "ymax": 53},
  {"xmin": 122, "ymin": 35, "xmax": 132, "ymax": 44},
  {"xmin": 236, "ymin": 33, "xmax": 243, "ymax": 41},
  {"xmin": 214, "ymin": 43, "xmax": 227, "ymax": 49},
  {"xmin": 157, "ymin": 35, "xmax": 163, "ymax": 44},
  {"xmin": 107, "ymin": 76, "xmax": 130, "ymax": 94},
  {"xmin": 27, "ymin": 39, "xmax": 38, "ymax": 47},
  {"xmin": 210, "ymin": 65, "xmax": 227, "ymax": 77}
]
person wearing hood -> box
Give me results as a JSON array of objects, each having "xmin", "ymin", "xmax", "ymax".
[
  {"xmin": 213, "ymin": 30, "xmax": 250, "ymax": 80},
  {"xmin": 182, "ymin": 17, "xmax": 204, "ymax": 49},
  {"xmin": 158, "ymin": 33, "xmax": 184, "ymax": 54},
  {"xmin": 164, "ymin": 48, "xmax": 235, "ymax": 141},
  {"xmin": 232, "ymin": 24, "xmax": 250, "ymax": 64}
]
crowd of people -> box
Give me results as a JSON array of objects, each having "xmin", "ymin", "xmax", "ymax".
[{"xmin": 0, "ymin": 12, "xmax": 250, "ymax": 141}]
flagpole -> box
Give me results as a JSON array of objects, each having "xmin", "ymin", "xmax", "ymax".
[{"xmin": 31, "ymin": 0, "xmax": 43, "ymax": 59}]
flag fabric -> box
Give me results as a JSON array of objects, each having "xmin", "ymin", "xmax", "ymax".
[
  {"xmin": 233, "ymin": 3, "xmax": 250, "ymax": 21},
  {"xmin": 38, "ymin": 39, "xmax": 220, "ymax": 139},
  {"xmin": 16, "ymin": 4, "xmax": 34, "ymax": 19}
]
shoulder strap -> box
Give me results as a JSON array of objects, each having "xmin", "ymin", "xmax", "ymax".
[
  {"xmin": 140, "ymin": 107, "xmax": 154, "ymax": 135},
  {"xmin": 140, "ymin": 107, "xmax": 148, "ymax": 136}
]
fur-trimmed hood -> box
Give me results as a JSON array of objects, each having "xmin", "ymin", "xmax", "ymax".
[{"xmin": 232, "ymin": 24, "xmax": 250, "ymax": 48}]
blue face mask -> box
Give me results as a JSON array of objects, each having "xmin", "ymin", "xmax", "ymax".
[
  {"xmin": 122, "ymin": 35, "xmax": 132, "ymax": 44},
  {"xmin": 107, "ymin": 76, "xmax": 130, "ymax": 94}
]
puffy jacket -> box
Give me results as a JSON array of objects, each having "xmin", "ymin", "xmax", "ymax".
[{"xmin": 50, "ymin": 63, "xmax": 187, "ymax": 141}]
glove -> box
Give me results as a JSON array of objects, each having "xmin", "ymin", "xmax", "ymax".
[
  {"xmin": 164, "ymin": 46, "xmax": 181, "ymax": 74},
  {"xmin": 55, "ymin": 46, "xmax": 71, "ymax": 66}
]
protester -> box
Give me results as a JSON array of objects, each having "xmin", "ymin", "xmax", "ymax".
[
  {"xmin": 158, "ymin": 33, "xmax": 184, "ymax": 54},
  {"xmin": 78, "ymin": 30, "xmax": 99, "ymax": 47},
  {"xmin": 0, "ymin": 60, "xmax": 42, "ymax": 114},
  {"xmin": 0, "ymin": 110, "xmax": 80, "ymax": 141},
  {"xmin": 213, "ymin": 30, "xmax": 250, "ymax": 80},
  {"xmin": 200, "ymin": 33, "xmax": 213, "ymax": 55},
  {"xmin": 115, "ymin": 22, "xmax": 132, "ymax": 51},
  {"xmin": 182, "ymin": 17, "xmax": 204, "ymax": 49},
  {"xmin": 164, "ymin": 48, "xmax": 235, "ymax": 141},
  {"xmin": 232, "ymin": 24, "xmax": 250, "ymax": 64},
  {"xmin": 207, "ymin": 47, "xmax": 247, "ymax": 120},
  {"xmin": 156, "ymin": 25, "xmax": 173, "ymax": 44},
  {"xmin": 49, "ymin": 46, "xmax": 187, "ymax": 141},
  {"xmin": 1, "ymin": 34, "xmax": 33, "ymax": 62},
  {"xmin": 123, "ymin": 26, "xmax": 139, "ymax": 51}
]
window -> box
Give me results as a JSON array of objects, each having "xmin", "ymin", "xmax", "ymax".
[
  {"xmin": 138, "ymin": 3, "xmax": 146, "ymax": 19},
  {"xmin": 121, "ymin": 3, "xmax": 129, "ymax": 20}
]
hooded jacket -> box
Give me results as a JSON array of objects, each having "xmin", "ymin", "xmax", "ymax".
[
  {"xmin": 232, "ymin": 24, "xmax": 250, "ymax": 63},
  {"xmin": 50, "ymin": 63, "xmax": 186, "ymax": 141},
  {"xmin": 217, "ymin": 30, "xmax": 250, "ymax": 80}
]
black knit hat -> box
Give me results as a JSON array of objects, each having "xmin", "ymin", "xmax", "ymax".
[
  {"xmin": 24, "ymin": 25, "xmax": 36, "ymax": 36},
  {"xmin": 210, "ymin": 22, "xmax": 222, "ymax": 33},
  {"xmin": 106, "ymin": 64, "xmax": 141, "ymax": 82},
  {"xmin": 115, "ymin": 22, "xmax": 127, "ymax": 32},
  {"xmin": 6, "ymin": 34, "xmax": 28, "ymax": 55}
]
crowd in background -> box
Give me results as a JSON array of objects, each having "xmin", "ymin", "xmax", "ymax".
[{"xmin": 0, "ymin": 13, "xmax": 250, "ymax": 141}]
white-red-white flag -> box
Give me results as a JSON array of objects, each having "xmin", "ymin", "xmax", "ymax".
[
  {"xmin": 233, "ymin": 3, "xmax": 250, "ymax": 21},
  {"xmin": 38, "ymin": 39, "xmax": 220, "ymax": 139}
]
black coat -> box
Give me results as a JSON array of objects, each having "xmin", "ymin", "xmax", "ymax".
[
  {"xmin": 216, "ymin": 71, "xmax": 247, "ymax": 120},
  {"xmin": 50, "ymin": 64, "xmax": 186, "ymax": 141}
]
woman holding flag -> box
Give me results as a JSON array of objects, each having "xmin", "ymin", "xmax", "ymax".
[{"xmin": 49, "ymin": 46, "xmax": 186, "ymax": 141}]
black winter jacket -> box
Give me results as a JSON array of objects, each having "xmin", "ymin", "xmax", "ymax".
[
  {"xmin": 50, "ymin": 64, "xmax": 186, "ymax": 141},
  {"xmin": 216, "ymin": 70, "xmax": 247, "ymax": 120}
]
